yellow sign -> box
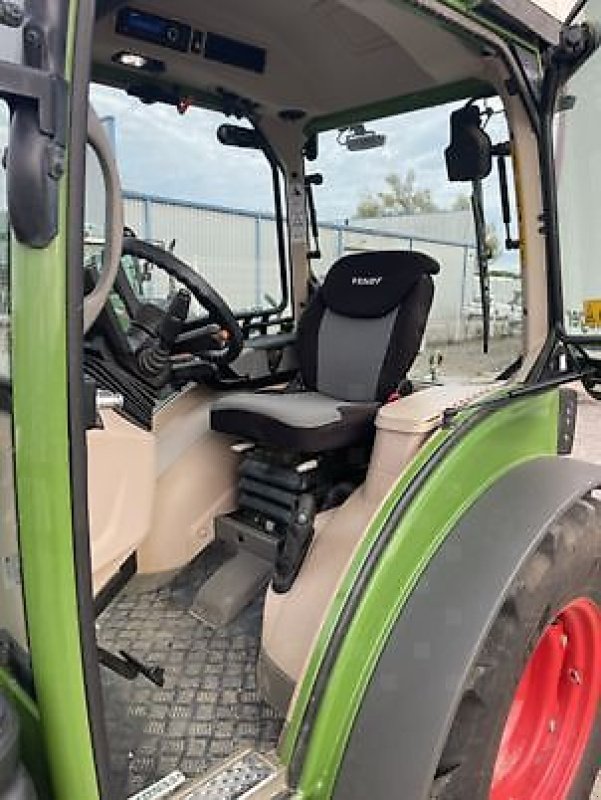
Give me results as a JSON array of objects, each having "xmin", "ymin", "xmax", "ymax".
[{"xmin": 584, "ymin": 299, "xmax": 601, "ymax": 329}]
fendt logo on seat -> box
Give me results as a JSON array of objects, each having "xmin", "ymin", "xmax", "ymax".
[{"xmin": 352, "ymin": 276, "xmax": 383, "ymax": 286}]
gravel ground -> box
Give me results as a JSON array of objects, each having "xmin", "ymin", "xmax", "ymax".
[{"xmin": 572, "ymin": 392, "xmax": 601, "ymax": 800}]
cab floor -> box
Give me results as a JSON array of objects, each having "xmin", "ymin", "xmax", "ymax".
[{"xmin": 97, "ymin": 541, "xmax": 283, "ymax": 798}]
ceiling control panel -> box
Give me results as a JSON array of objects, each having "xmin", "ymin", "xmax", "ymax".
[
  {"xmin": 116, "ymin": 8, "xmax": 192, "ymax": 53},
  {"xmin": 115, "ymin": 7, "xmax": 267, "ymax": 74}
]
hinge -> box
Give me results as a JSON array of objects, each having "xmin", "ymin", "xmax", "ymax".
[
  {"xmin": 0, "ymin": 60, "xmax": 68, "ymax": 145},
  {"xmin": 0, "ymin": 2, "xmax": 70, "ymax": 248}
]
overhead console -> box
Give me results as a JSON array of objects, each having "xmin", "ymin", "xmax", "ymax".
[{"xmin": 115, "ymin": 7, "xmax": 267, "ymax": 74}]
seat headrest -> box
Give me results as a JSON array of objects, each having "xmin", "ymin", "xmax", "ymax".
[{"xmin": 321, "ymin": 251, "xmax": 440, "ymax": 319}]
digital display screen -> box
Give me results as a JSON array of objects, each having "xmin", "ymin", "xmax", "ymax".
[
  {"xmin": 116, "ymin": 8, "xmax": 192, "ymax": 53},
  {"xmin": 204, "ymin": 33, "xmax": 266, "ymax": 74}
]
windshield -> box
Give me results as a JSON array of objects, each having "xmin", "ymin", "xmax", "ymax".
[
  {"xmin": 86, "ymin": 84, "xmax": 289, "ymax": 320},
  {"xmin": 308, "ymin": 98, "xmax": 522, "ymax": 383}
]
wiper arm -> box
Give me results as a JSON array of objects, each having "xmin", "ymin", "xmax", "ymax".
[
  {"xmin": 471, "ymin": 178, "xmax": 491, "ymax": 354},
  {"xmin": 442, "ymin": 366, "xmax": 597, "ymax": 427}
]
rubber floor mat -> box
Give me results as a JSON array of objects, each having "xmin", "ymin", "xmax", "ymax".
[{"xmin": 97, "ymin": 542, "xmax": 283, "ymax": 798}]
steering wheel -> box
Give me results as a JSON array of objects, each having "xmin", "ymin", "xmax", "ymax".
[{"xmin": 122, "ymin": 237, "xmax": 244, "ymax": 365}]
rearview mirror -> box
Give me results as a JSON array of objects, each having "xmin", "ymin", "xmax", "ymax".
[
  {"xmin": 217, "ymin": 124, "xmax": 263, "ymax": 150},
  {"xmin": 445, "ymin": 105, "xmax": 492, "ymax": 182}
]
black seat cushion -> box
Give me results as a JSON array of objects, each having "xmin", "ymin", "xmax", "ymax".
[{"xmin": 210, "ymin": 391, "xmax": 378, "ymax": 452}]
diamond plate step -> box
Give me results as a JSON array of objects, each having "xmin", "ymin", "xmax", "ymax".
[{"xmin": 171, "ymin": 750, "xmax": 288, "ymax": 799}]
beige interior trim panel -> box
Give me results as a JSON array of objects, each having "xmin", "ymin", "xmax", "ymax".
[
  {"xmin": 261, "ymin": 382, "xmax": 499, "ymax": 711},
  {"xmin": 88, "ymin": 409, "xmax": 156, "ymax": 594},
  {"xmin": 137, "ymin": 387, "xmax": 240, "ymax": 575},
  {"xmin": 88, "ymin": 387, "xmax": 241, "ymax": 592}
]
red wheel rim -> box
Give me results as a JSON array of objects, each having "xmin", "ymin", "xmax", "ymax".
[{"xmin": 490, "ymin": 598, "xmax": 601, "ymax": 800}]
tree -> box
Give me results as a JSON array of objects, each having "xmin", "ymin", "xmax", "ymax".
[
  {"xmin": 452, "ymin": 194, "xmax": 500, "ymax": 261},
  {"xmin": 354, "ymin": 175, "xmax": 502, "ymax": 261},
  {"xmin": 355, "ymin": 170, "xmax": 439, "ymax": 218},
  {"xmin": 485, "ymin": 224, "xmax": 501, "ymax": 262}
]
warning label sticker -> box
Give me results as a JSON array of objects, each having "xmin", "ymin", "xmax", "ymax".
[
  {"xmin": 2, "ymin": 553, "xmax": 22, "ymax": 589},
  {"xmin": 583, "ymin": 299, "xmax": 601, "ymax": 329}
]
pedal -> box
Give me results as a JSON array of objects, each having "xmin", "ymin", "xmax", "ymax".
[{"xmin": 98, "ymin": 647, "xmax": 165, "ymax": 687}]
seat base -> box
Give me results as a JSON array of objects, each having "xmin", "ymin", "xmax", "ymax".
[{"xmin": 210, "ymin": 391, "xmax": 378, "ymax": 451}]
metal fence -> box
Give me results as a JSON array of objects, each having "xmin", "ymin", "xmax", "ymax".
[
  {"xmin": 0, "ymin": 197, "xmax": 521, "ymax": 359},
  {"xmin": 120, "ymin": 191, "xmax": 520, "ymax": 344}
]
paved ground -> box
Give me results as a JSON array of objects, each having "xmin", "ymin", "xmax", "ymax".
[{"xmin": 571, "ymin": 391, "xmax": 601, "ymax": 800}]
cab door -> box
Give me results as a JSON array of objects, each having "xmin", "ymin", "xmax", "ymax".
[
  {"xmin": 0, "ymin": 1, "xmax": 109, "ymax": 798},
  {"xmin": 543, "ymin": 0, "xmax": 601, "ymax": 355}
]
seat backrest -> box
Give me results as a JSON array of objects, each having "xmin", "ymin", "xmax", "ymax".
[{"xmin": 296, "ymin": 251, "xmax": 439, "ymax": 402}]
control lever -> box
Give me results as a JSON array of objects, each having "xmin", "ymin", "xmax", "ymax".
[
  {"xmin": 98, "ymin": 647, "xmax": 165, "ymax": 687},
  {"xmin": 272, "ymin": 493, "xmax": 316, "ymax": 594},
  {"xmin": 137, "ymin": 288, "xmax": 190, "ymax": 380}
]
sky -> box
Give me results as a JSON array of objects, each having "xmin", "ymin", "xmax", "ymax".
[
  {"xmin": 0, "ymin": 84, "xmax": 512, "ymax": 249},
  {"xmin": 89, "ymin": 83, "xmax": 511, "ymax": 229}
]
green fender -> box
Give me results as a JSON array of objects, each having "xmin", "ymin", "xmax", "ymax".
[{"xmin": 281, "ymin": 389, "xmax": 561, "ymax": 797}]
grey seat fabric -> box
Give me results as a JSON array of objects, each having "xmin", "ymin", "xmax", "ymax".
[
  {"xmin": 211, "ymin": 391, "xmax": 379, "ymax": 451},
  {"xmin": 210, "ymin": 251, "xmax": 439, "ymax": 452}
]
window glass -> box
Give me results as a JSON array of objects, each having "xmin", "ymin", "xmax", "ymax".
[
  {"xmin": 310, "ymin": 99, "xmax": 522, "ymax": 382},
  {"xmin": 0, "ymin": 100, "xmax": 28, "ymax": 653},
  {"xmin": 556, "ymin": 0, "xmax": 601, "ymax": 337},
  {"xmin": 87, "ymin": 84, "xmax": 287, "ymax": 319}
]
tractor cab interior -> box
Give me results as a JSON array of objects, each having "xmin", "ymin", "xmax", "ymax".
[{"xmin": 82, "ymin": 0, "xmax": 530, "ymax": 793}]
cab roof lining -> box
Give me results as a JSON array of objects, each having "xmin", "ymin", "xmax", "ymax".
[{"xmin": 92, "ymin": 0, "xmax": 492, "ymax": 124}]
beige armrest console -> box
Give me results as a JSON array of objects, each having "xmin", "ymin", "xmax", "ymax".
[
  {"xmin": 376, "ymin": 382, "xmax": 496, "ymax": 434},
  {"xmin": 259, "ymin": 382, "xmax": 497, "ymax": 715}
]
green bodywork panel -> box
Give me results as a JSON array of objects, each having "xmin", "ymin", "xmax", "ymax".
[
  {"xmin": 8, "ymin": 1, "xmax": 101, "ymax": 798},
  {"xmin": 12, "ymin": 233, "xmax": 99, "ymax": 800},
  {"xmin": 12, "ymin": 223, "xmax": 100, "ymax": 797},
  {"xmin": 281, "ymin": 390, "xmax": 559, "ymax": 798}
]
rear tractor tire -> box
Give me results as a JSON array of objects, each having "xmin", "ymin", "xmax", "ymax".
[{"xmin": 430, "ymin": 496, "xmax": 601, "ymax": 800}]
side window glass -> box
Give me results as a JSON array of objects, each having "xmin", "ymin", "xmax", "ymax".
[
  {"xmin": 555, "ymin": 0, "xmax": 601, "ymax": 336},
  {"xmin": 0, "ymin": 100, "xmax": 28, "ymax": 653},
  {"xmin": 310, "ymin": 99, "xmax": 522, "ymax": 382}
]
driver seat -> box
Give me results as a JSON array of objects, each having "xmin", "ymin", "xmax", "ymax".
[{"xmin": 210, "ymin": 251, "xmax": 439, "ymax": 451}]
